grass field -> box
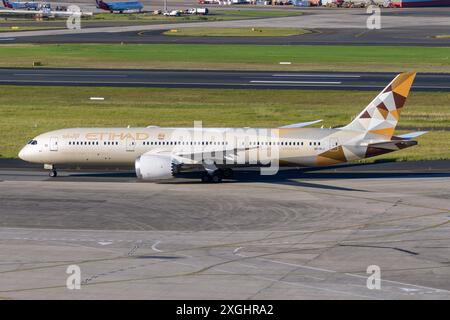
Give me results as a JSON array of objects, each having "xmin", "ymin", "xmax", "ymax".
[
  {"xmin": 0, "ymin": 86, "xmax": 448, "ymax": 161},
  {"xmin": 163, "ymin": 28, "xmax": 311, "ymax": 37},
  {"xmin": 0, "ymin": 26, "xmax": 61, "ymax": 32},
  {"xmin": 0, "ymin": 44, "xmax": 449, "ymax": 72},
  {"xmin": 88, "ymin": 9, "xmax": 300, "ymax": 22}
]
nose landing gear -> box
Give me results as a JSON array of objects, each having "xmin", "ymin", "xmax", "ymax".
[{"xmin": 44, "ymin": 164, "xmax": 57, "ymax": 178}]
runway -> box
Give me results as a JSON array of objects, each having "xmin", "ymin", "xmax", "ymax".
[
  {"xmin": 0, "ymin": 160, "xmax": 449, "ymax": 299},
  {"xmin": 1, "ymin": 68, "xmax": 450, "ymax": 91}
]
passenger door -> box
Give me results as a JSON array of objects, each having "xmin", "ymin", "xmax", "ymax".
[
  {"xmin": 126, "ymin": 138, "xmax": 135, "ymax": 152},
  {"xmin": 329, "ymin": 138, "xmax": 339, "ymax": 151},
  {"xmin": 49, "ymin": 137, "xmax": 58, "ymax": 151}
]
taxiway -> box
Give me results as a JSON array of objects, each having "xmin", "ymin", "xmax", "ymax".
[{"xmin": 0, "ymin": 160, "xmax": 449, "ymax": 299}]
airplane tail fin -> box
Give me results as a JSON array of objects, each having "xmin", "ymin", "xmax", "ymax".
[
  {"xmin": 3, "ymin": 0, "xmax": 12, "ymax": 8},
  {"xmin": 342, "ymin": 72, "xmax": 416, "ymax": 139},
  {"xmin": 95, "ymin": 0, "xmax": 108, "ymax": 9}
]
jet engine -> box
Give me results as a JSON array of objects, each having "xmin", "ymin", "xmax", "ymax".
[{"xmin": 135, "ymin": 154, "xmax": 179, "ymax": 180}]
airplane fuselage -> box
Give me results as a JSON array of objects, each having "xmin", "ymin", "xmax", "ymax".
[
  {"xmin": 19, "ymin": 126, "xmax": 369, "ymax": 168},
  {"xmin": 96, "ymin": 0, "xmax": 143, "ymax": 12}
]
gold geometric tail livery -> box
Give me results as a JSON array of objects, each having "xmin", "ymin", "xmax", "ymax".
[
  {"xmin": 18, "ymin": 72, "xmax": 426, "ymax": 182},
  {"xmin": 343, "ymin": 72, "xmax": 416, "ymax": 139},
  {"xmin": 316, "ymin": 72, "xmax": 423, "ymax": 166}
]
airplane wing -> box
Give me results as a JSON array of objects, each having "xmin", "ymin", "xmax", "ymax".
[
  {"xmin": 143, "ymin": 145, "xmax": 260, "ymax": 164},
  {"xmin": 279, "ymin": 120, "xmax": 322, "ymax": 129}
]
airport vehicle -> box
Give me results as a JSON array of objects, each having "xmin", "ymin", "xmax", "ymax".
[
  {"xmin": 19, "ymin": 72, "xmax": 426, "ymax": 182},
  {"xmin": 163, "ymin": 9, "xmax": 180, "ymax": 16},
  {"xmin": 2, "ymin": 0, "xmax": 40, "ymax": 10},
  {"xmin": 95, "ymin": 0, "xmax": 143, "ymax": 13},
  {"xmin": 188, "ymin": 7, "xmax": 209, "ymax": 14}
]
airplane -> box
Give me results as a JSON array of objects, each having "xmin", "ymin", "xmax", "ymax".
[
  {"xmin": 95, "ymin": 0, "xmax": 144, "ymax": 13},
  {"xmin": 2, "ymin": 0, "xmax": 40, "ymax": 10},
  {"xmin": 0, "ymin": 6, "xmax": 93, "ymax": 18},
  {"xmin": 18, "ymin": 72, "xmax": 426, "ymax": 183}
]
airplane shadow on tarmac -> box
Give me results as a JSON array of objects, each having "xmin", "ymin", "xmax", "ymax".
[{"xmin": 66, "ymin": 161, "xmax": 450, "ymax": 193}]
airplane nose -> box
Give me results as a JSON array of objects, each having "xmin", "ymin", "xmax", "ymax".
[{"xmin": 18, "ymin": 146, "xmax": 29, "ymax": 161}]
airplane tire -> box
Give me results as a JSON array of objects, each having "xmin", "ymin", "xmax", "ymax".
[{"xmin": 49, "ymin": 170, "xmax": 57, "ymax": 178}]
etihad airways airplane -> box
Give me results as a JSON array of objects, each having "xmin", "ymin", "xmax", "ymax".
[{"xmin": 19, "ymin": 72, "xmax": 425, "ymax": 182}]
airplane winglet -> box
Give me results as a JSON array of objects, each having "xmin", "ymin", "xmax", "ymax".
[
  {"xmin": 279, "ymin": 120, "xmax": 323, "ymax": 129},
  {"xmin": 397, "ymin": 131, "xmax": 428, "ymax": 139}
]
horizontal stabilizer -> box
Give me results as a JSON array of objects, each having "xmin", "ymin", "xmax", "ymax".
[
  {"xmin": 279, "ymin": 120, "xmax": 322, "ymax": 129},
  {"xmin": 397, "ymin": 131, "xmax": 427, "ymax": 139},
  {"xmin": 367, "ymin": 139, "xmax": 417, "ymax": 150}
]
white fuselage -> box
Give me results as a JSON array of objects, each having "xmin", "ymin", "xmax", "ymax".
[{"xmin": 19, "ymin": 127, "xmax": 364, "ymax": 168}]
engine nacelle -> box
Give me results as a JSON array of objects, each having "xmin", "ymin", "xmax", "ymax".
[{"xmin": 135, "ymin": 154, "xmax": 178, "ymax": 180}]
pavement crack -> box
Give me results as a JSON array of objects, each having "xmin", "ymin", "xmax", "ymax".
[{"xmin": 339, "ymin": 244, "xmax": 419, "ymax": 256}]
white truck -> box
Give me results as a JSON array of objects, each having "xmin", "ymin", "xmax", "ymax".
[
  {"xmin": 188, "ymin": 7, "xmax": 209, "ymax": 15},
  {"xmin": 163, "ymin": 10, "xmax": 180, "ymax": 16}
]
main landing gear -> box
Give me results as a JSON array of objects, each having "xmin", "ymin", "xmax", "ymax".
[
  {"xmin": 201, "ymin": 168, "xmax": 233, "ymax": 183},
  {"xmin": 49, "ymin": 170, "xmax": 58, "ymax": 178}
]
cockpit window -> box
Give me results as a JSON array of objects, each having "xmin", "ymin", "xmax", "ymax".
[{"xmin": 27, "ymin": 140, "xmax": 38, "ymax": 145}]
